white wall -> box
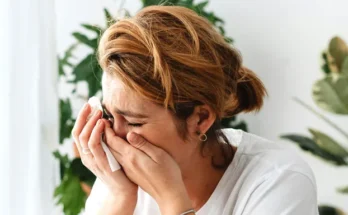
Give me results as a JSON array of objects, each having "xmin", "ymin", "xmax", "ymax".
[{"xmin": 56, "ymin": 0, "xmax": 348, "ymax": 212}]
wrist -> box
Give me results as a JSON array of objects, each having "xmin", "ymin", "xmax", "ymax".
[
  {"xmin": 99, "ymin": 193, "xmax": 137, "ymax": 215},
  {"xmin": 157, "ymin": 188, "xmax": 193, "ymax": 215}
]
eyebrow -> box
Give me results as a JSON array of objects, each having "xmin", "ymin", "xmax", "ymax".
[{"xmin": 102, "ymin": 103, "xmax": 149, "ymax": 118}]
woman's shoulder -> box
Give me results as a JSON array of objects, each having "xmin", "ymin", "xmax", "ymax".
[
  {"xmin": 197, "ymin": 129, "xmax": 318, "ymax": 215},
  {"xmin": 222, "ymin": 128, "xmax": 316, "ymax": 185}
]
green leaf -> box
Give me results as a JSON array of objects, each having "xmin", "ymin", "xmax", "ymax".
[
  {"xmin": 213, "ymin": 16, "xmax": 224, "ymax": 23},
  {"xmin": 53, "ymin": 151, "xmax": 70, "ymax": 167},
  {"xmin": 224, "ymin": 36, "xmax": 233, "ymax": 44},
  {"xmin": 72, "ymin": 32, "xmax": 98, "ymax": 49},
  {"xmin": 341, "ymin": 56, "xmax": 348, "ymax": 76},
  {"xmin": 72, "ymin": 54, "xmax": 103, "ymax": 97},
  {"xmin": 308, "ymin": 128, "xmax": 348, "ymax": 158},
  {"xmin": 81, "ymin": 24, "xmax": 103, "ymax": 35},
  {"xmin": 59, "ymin": 99, "xmax": 73, "ymax": 144},
  {"xmin": 321, "ymin": 64, "xmax": 331, "ymax": 75},
  {"xmin": 104, "ymin": 8, "xmax": 116, "ymax": 27},
  {"xmin": 124, "ymin": 10, "xmax": 131, "ymax": 18},
  {"xmin": 53, "ymin": 151, "xmax": 71, "ymax": 180},
  {"xmin": 142, "ymin": 0, "xmax": 174, "ymax": 6},
  {"xmin": 218, "ymin": 26, "xmax": 225, "ymax": 35},
  {"xmin": 60, "ymin": 123, "xmax": 74, "ymax": 145},
  {"xmin": 337, "ymin": 185, "xmax": 348, "ymax": 194},
  {"xmin": 204, "ymin": 12, "xmax": 224, "ymax": 25},
  {"xmin": 319, "ymin": 205, "xmax": 345, "ymax": 215},
  {"xmin": 58, "ymin": 43, "xmax": 78, "ymax": 76},
  {"xmin": 54, "ymin": 172, "xmax": 87, "ymax": 215},
  {"xmin": 71, "ymin": 158, "xmax": 96, "ymax": 187},
  {"xmin": 281, "ymin": 134, "xmax": 347, "ymax": 165},
  {"xmin": 175, "ymin": 0, "xmax": 193, "ymax": 6},
  {"xmin": 58, "ymin": 57, "xmax": 65, "ymax": 76},
  {"xmin": 221, "ymin": 116, "xmax": 248, "ymax": 132},
  {"xmin": 61, "ymin": 44, "xmax": 78, "ymax": 65},
  {"xmin": 312, "ymin": 75, "xmax": 348, "ymax": 114},
  {"xmin": 168, "ymin": 0, "xmax": 181, "ymax": 4},
  {"xmin": 195, "ymin": 1, "xmax": 208, "ymax": 12},
  {"xmin": 90, "ymin": 38, "xmax": 99, "ymax": 49},
  {"xmin": 321, "ymin": 52, "xmax": 332, "ymax": 74},
  {"xmin": 72, "ymin": 54, "xmax": 97, "ymax": 81},
  {"xmin": 232, "ymin": 121, "xmax": 248, "ymax": 131}
]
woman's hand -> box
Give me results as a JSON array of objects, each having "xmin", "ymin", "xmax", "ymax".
[
  {"xmin": 103, "ymin": 122, "xmax": 194, "ymax": 215},
  {"xmin": 71, "ymin": 103, "xmax": 138, "ymax": 214}
]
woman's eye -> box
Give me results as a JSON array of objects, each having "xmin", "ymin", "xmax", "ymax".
[
  {"xmin": 102, "ymin": 107, "xmax": 112, "ymax": 118},
  {"xmin": 102, "ymin": 111, "xmax": 114, "ymax": 124},
  {"xmin": 128, "ymin": 123, "xmax": 143, "ymax": 127},
  {"xmin": 108, "ymin": 118, "xmax": 115, "ymax": 124},
  {"xmin": 103, "ymin": 114, "xmax": 113, "ymax": 121}
]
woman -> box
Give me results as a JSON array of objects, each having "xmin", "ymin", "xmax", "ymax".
[{"xmin": 72, "ymin": 5, "xmax": 318, "ymax": 215}]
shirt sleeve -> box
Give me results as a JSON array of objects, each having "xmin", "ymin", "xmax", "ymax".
[{"xmin": 242, "ymin": 171, "xmax": 319, "ymax": 215}]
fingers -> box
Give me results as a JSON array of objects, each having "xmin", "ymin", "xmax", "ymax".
[
  {"xmin": 89, "ymin": 119, "xmax": 111, "ymax": 172},
  {"xmin": 72, "ymin": 103, "xmax": 91, "ymax": 151},
  {"xmin": 79, "ymin": 110, "xmax": 102, "ymax": 149},
  {"xmin": 109, "ymin": 147, "xmax": 124, "ymax": 166},
  {"xmin": 104, "ymin": 124, "xmax": 132, "ymax": 155},
  {"xmin": 127, "ymin": 132, "xmax": 163, "ymax": 163}
]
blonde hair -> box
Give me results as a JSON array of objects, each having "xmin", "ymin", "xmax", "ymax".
[{"xmin": 98, "ymin": 5, "xmax": 266, "ymax": 120}]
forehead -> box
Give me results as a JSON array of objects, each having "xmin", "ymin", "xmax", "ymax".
[
  {"xmin": 102, "ymin": 72, "xmax": 127, "ymax": 101},
  {"xmin": 101, "ymin": 73, "xmax": 151, "ymax": 112}
]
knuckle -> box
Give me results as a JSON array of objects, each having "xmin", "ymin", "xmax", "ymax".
[
  {"xmin": 133, "ymin": 138, "xmax": 147, "ymax": 149},
  {"xmin": 72, "ymin": 129, "xmax": 79, "ymax": 140},
  {"xmin": 88, "ymin": 139, "xmax": 98, "ymax": 149},
  {"xmin": 124, "ymin": 147, "xmax": 132, "ymax": 156},
  {"xmin": 79, "ymin": 132, "xmax": 88, "ymax": 144},
  {"xmin": 137, "ymin": 139, "xmax": 147, "ymax": 148},
  {"xmin": 128, "ymin": 153, "xmax": 137, "ymax": 165}
]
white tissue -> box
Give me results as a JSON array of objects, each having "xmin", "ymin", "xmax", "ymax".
[{"xmin": 87, "ymin": 97, "xmax": 121, "ymax": 172}]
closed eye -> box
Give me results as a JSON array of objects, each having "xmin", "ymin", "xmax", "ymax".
[
  {"xmin": 127, "ymin": 123, "xmax": 143, "ymax": 127},
  {"xmin": 102, "ymin": 105, "xmax": 144, "ymax": 127},
  {"xmin": 102, "ymin": 106, "xmax": 114, "ymax": 125}
]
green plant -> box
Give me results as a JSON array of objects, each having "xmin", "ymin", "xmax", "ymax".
[
  {"xmin": 55, "ymin": 1, "xmax": 246, "ymax": 214},
  {"xmin": 281, "ymin": 36, "xmax": 348, "ymax": 214},
  {"xmin": 319, "ymin": 205, "xmax": 346, "ymax": 215}
]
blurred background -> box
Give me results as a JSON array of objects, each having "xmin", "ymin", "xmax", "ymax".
[{"xmin": 1, "ymin": 0, "xmax": 347, "ymax": 214}]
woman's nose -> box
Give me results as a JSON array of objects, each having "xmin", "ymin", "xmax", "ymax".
[{"xmin": 111, "ymin": 120, "xmax": 128, "ymax": 140}]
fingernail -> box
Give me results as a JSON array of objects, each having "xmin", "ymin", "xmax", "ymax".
[
  {"xmin": 84, "ymin": 103, "xmax": 89, "ymax": 110},
  {"xmin": 94, "ymin": 110, "xmax": 102, "ymax": 117},
  {"xmin": 105, "ymin": 120, "xmax": 111, "ymax": 127},
  {"xmin": 97, "ymin": 119, "xmax": 103, "ymax": 126}
]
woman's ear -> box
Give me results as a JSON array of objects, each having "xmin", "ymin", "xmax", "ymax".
[{"xmin": 186, "ymin": 105, "xmax": 216, "ymax": 137}]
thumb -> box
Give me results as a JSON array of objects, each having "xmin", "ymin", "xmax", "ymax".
[
  {"xmin": 127, "ymin": 132, "xmax": 160, "ymax": 159},
  {"xmin": 127, "ymin": 132, "xmax": 148, "ymax": 149}
]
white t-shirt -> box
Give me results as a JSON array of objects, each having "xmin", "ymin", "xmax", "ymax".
[{"xmin": 85, "ymin": 128, "xmax": 319, "ymax": 215}]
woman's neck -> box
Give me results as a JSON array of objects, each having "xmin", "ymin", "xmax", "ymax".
[{"xmin": 180, "ymin": 144, "xmax": 232, "ymax": 211}]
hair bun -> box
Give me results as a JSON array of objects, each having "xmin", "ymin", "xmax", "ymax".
[{"xmin": 222, "ymin": 67, "xmax": 267, "ymax": 117}]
